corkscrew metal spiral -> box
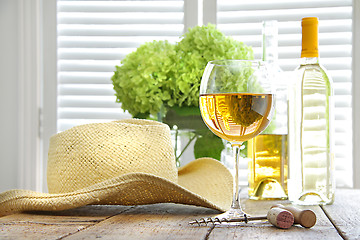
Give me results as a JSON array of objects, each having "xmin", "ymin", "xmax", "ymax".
[{"xmin": 189, "ymin": 215, "xmax": 268, "ymax": 226}]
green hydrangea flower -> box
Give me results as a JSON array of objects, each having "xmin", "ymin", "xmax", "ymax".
[
  {"xmin": 111, "ymin": 40, "xmax": 176, "ymax": 118},
  {"xmin": 171, "ymin": 24, "xmax": 254, "ymax": 107},
  {"xmin": 111, "ymin": 24, "xmax": 253, "ymax": 117}
]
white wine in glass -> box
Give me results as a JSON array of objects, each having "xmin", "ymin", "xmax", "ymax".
[{"xmin": 199, "ymin": 60, "xmax": 274, "ymax": 221}]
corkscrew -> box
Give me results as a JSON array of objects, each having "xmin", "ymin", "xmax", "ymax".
[
  {"xmin": 189, "ymin": 215, "xmax": 265, "ymax": 225},
  {"xmin": 189, "ymin": 204, "xmax": 316, "ymax": 229}
]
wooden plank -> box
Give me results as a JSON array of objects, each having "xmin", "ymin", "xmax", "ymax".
[
  {"xmin": 63, "ymin": 203, "xmax": 218, "ymax": 240},
  {"xmin": 322, "ymin": 189, "xmax": 360, "ymax": 240},
  {"xmin": 208, "ymin": 198, "xmax": 342, "ymax": 240},
  {"xmin": 0, "ymin": 189, "xmax": 357, "ymax": 239},
  {"xmin": 0, "ymin": 205, "xmax": 132, "ymax": 240}
]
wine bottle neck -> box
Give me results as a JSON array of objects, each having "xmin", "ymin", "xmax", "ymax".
[
  {"xmin": 262, "ymin": 21, "xmax": 278, "ymax": 63},
  {"xmin": 300, "ymin": 57, "xmax": 320, "ymax": 65}
]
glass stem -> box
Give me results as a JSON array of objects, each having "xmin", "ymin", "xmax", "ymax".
[
  {"xmin": 231, "ymin": 143, "xmax": 243, "ymax": 211},
  {"xmin": 175, "ymin": 133, "xmax": 197, "ymax": 166}
]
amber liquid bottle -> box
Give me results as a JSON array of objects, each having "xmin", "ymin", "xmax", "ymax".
[
  {"xmin": 288, "ymin": 17, "xmax": 335, "ymax": 205},
  {"xmin": 248, "ymin": 21, "xmax": 289, "ymax": 200}
]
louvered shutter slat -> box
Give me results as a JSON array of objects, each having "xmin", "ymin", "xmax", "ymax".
[{"xmin": 57, "ymin": 0, "xmax": 184, "ymax": 132}]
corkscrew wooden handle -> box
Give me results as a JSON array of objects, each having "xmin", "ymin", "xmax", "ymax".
[{"xmin": 271, "ymin": 204, "xmax": 316, "ymax": 228}]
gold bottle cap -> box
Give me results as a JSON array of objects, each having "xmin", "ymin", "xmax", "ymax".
[{"xmin": 301, "ymin": 17, "xmax": 319, "ymax": 58}]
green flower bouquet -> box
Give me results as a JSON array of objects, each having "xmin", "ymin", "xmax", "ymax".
[{"xmin": 111, "ymin": 24, "xmax": 254, "ymax": 164}]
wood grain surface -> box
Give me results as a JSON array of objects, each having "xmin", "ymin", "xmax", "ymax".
[
  {"xmin": 0, "ymin": 189, "xmax": 359, "ymax": 239},
  {"xmin": 322, "ymin": 189, "xmax": 360, "ymax": 240}
]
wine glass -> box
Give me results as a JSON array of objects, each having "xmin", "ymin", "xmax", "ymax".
[{"xmin": 199, "ymin": 60, "xmax": 274, "ymax": 222}]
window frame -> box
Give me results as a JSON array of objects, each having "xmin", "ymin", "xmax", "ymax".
[
  {"xmin": 16, "ymin": 0, "xmax": 58, "ymax": 192},
  {"xmin": 352, "ymin": 0, "xmax": 360, "ymax": 188}
]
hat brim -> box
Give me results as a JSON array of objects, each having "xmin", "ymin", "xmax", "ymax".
[{"xmin": 0, "ymin": 158, "xmax": 233, "ymax": 217}]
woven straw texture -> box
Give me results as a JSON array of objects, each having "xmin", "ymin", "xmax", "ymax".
[
  {"xmin": 47, "ymin": 119, "xmax": 177, "ymax": 193},
  {"xmin": 0, "ymin": 119, "xmax": 233, "ymax": 217}
]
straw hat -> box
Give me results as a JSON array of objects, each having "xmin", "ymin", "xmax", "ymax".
[{"xmin": 0, "ymin": 119, "xmax": 233, "ymax": 217}]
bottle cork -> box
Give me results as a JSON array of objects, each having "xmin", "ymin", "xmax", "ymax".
[
  {"xmin": 267, "ymin": 207, "xmax": 294, "ymax": 229},
  {"xmin": 272, "ymin": 204, "xmax": 317, "ymax": 228}
]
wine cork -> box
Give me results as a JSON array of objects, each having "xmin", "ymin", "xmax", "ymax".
[
  {"xmin": 267, "ymin": 207, "xmax": 294, "ymax": 229},
  {"xmin": 272, "ymin": 204, "xmax": 316, "ymax": 228}
]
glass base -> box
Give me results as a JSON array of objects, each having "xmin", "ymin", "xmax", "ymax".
[
  {"xmin": 249, "ymin": 178, "xmax": 288, "ymax": 200},
  {"xmin": 293, "ymin": 191, "xmax": 334, "ymax": 205}
]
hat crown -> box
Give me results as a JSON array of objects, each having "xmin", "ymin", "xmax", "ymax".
[{"xmin": 47, "ymin": 119, "xmax": 177, "ymax": 194}]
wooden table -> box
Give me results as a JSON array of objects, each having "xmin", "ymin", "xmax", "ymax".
[{"xmin": 1, "ymin": 188, "xmax": 359, "ymax": 239}]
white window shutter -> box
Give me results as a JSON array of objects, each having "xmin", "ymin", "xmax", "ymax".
[
  {"xmin": 215, "ymin": 0, "xmax": 353, "ymax": 188},
  {"xmin": 57, "ymin": 0, "xmax": 186, "ymax": 132}
]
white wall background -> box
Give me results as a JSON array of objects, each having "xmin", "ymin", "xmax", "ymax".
[{"xmin": 0, "ymin": 0, "xmax": 20, "ymax": 192}]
